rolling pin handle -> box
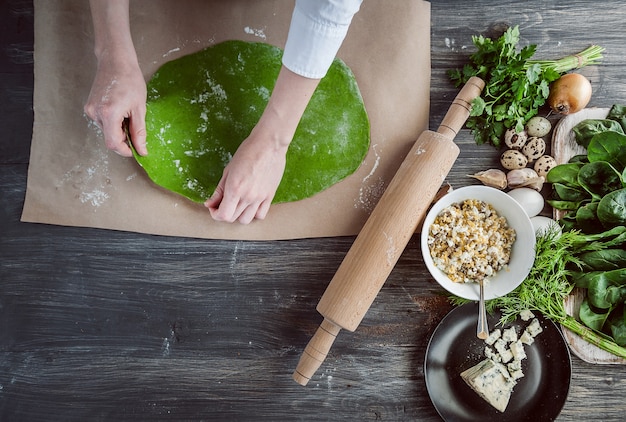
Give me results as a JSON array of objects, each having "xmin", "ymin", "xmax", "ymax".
[
  {"xmin": 293, "ymin": 319, "xmax": 341, "ymax": 386},
  {"xmin": 436, "ymin": 76, "xmax": 485, "ymax": 139}
]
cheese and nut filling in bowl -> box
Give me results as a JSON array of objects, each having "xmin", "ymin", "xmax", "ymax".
[
  {"xmin": 420, "ymin": 185, "xmax": 536, "ymax": 300},
  {"xmin": 427, "ymin": 199, "xmax": 516, "ymax": 284}
]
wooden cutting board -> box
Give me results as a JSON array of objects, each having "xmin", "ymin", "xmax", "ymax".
[{"xmin": 551, "ymin": 107, "xmax": 626, "ymax": 365}]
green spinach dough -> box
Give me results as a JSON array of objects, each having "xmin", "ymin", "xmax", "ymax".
[{"xmin": 134, "ymin": 40, "xmax": 370, "ymax": 204}]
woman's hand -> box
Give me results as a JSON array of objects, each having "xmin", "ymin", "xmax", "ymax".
[
  {"xmin": 84, "ymin": 0, "xmax": 147, "ymax": 157},
  {"xmin": 205, "ymin": 129, "xmax": 288, "ymax": 224},
  {"xmin": 205, "ymin": 66, "xmax": 320, "ymax": 224},
  {"xmin": 84, "ymin": 56, "xmax": 147, "ymax": 157}
]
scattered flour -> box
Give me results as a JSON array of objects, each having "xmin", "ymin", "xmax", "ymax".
[
  {"xmin": 56, "ymin": 118, "xmax": 120, "ymax": 210},
  {"xmin": 355, "ymin": 144, "xmax": 385, "ymax": 213},
  {"xmin": 443, "ymin": 37, "xmax": 468, "ymax": 51},
  {"xmin": 383, "ymin": 231, "xmax": 399, "ymax": 266},
  {"xmin": 244, "ymin": 26, "xmax": 267, "ymax": 40},
  {"xmin": 162, "ymin": 47, "xmax": 181, "ymax": 58},
  {"xmin": 79, "ymin": 190, "xmax": 110, "ymax": 208},
  {"xmin": 162, "ymin": 337, "xmax": 171, "ymax": 357},
  {"xmin": 58, "ymin": 147, "xmax": 113, "ymax": 209}
]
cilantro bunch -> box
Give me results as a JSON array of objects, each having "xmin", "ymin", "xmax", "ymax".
[{"xmin": 449, "ymin": 26, "xmax": 603, "ymax": 147}]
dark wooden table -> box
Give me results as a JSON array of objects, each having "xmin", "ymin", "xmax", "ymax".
[{"xmin": 2, "ymin": 1, "xmax": 625, "ymax": 420}]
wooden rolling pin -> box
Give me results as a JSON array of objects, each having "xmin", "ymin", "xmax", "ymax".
[{"xmin": 293, "ymin": 76, "xmax": 485, "ymax": 386}]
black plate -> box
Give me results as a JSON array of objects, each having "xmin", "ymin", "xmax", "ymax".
[{"xmin": 424, "ymin": 303, "xmax": 571, "ymax": 421}]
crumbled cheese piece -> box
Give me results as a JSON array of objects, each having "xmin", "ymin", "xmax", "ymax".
[
  {"xmin": 520, "ymin": 309, "xmax": 535, "ymax": 321},
  {"xmin": 485, "ymin": 346, "xmax": 501, "ymax": 363},
  {"xmin": 427, "ymin": 199, "xmax": 516, "ymax": 284},
  {"xmin": 493, "ymin": 338, "xmax": 513, "ymax": 363},
  {"xmin": 461, "ymin": 358, "xmax": 516, "ymax": 413},
  {"xmin": 502, "ymin": 326, "xmax": 518, "ymax": 343},
  {"xmin": 527, "ymin": 318, "xmax": 543, "ymax": 337},
  {"xmin": 507, "ymin": 359, "xmax": 522, "ymax": 373},
  {"xmin": 509, "ymin": 368, "xmax": 524, "ymax": 381},
  {"xmin": 520, "ymin": 330, "xmax": 535, "ymax": 346},
  {"xmin": 485, "ymin": 328, "xmax": 501, "ymax": 346},
  {"xmin": 510, "ymin": 340, "xmax": 527, "ymax": 361}
]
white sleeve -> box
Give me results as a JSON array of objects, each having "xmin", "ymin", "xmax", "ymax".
[{"xmin": 282, "ymin": 0, "xmax": 363, "ymax": 79}]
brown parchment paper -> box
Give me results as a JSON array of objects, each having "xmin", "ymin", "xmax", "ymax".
[{"xmin": 22, "ymin": 0, "xmax": 431, "ymax": 240}]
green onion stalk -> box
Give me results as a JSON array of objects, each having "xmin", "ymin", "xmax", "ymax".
[
  {"xmin": 527, "ymin": 45, "xmax": 605, "ymax": 73},
  {"xmin": 450, "ymin": 226, "xmax": 626, "ymax": 359}
]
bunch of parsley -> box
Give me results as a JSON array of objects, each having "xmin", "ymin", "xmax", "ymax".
[{"xmin": 449, "ymin": 26, "xmax": 561, "ymax": 147}]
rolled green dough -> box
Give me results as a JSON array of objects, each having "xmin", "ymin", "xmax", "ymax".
[{"xmin": 134, "ymin": 40, "xmax": 370, "ymax": 204}]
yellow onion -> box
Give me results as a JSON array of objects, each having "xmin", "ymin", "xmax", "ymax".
[{"xmin": 547, "ymin": 73, "xmax": 592, "ymax": 115}]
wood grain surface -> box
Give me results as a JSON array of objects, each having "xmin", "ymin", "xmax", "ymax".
[{"xmin": 2, "ymin": 0, "xmax": 626, "ymax": 420}]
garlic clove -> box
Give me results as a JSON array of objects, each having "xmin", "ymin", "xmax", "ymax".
[
  {"xmin": 468, "ymin": 169, "xmax": 508, "ymax": 190},
  {"xmin": 507, "ymin": 168, "xmax": 544, "ymax": 191},
  {"xmin": 517, "ymin": 176, "xmax": 545, "ymax": 191}
]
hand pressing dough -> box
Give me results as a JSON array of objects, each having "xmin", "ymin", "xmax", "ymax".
[{"xmin": 134, "ymin": 40, "xmax": 370, "ymax": 204}]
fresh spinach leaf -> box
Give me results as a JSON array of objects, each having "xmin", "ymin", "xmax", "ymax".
[
  {"xmin": 608, "ymin": 304, "xmax": 626, "ymax": 347},
  {"xmin": 547, "ymin": 199, "xmax": 583, "ymax": 211},
  {"xmin": 570, "ymin": 225, "xmax": 626, "ymax": 249},
  {"xmin": 572, "ymin": 119, "xmax": 624, "ymax": 149},
  {"xmin": 579, "ymin": 298, "xmax": 612, "ymax": 332},
  {"xmin": 607, "ymin": 104, "xmax": 626, "ymax": 132},
  {"xmin": 588, "ymin": 131, "xmax": 626, "ymax": 171},
  {"xmin": 579, "ymin": 249, "xmax": 626, "ymax": 271},
  {"xmin": 554, "ymin": 182, "xmax": 589, "ymax": 202},
  {"xmin": 569, "ymin": 154, "xmax": 589, "ymax": 164},
  {"xmin": 576, "ymin": 202, "xmax": 601, "ymax": 233},
  {"xmin": 598, "ymin": 188, "xmax": 626, "ymax": 227},
  {"xmin": 578, "ymin": 161, "xmax": 624, "ymax": 200},
  {"xmin": 585, "ymin": 269, "xmax": 626, "ymax": 309},
  {"xmin": 546, "ymin": 162, "xmax": 584, "ymax": 186}
]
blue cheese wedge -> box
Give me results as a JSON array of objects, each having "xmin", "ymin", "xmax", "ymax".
[{"xmin": 460, "ymin": 358, "xmax": 516, "ymax": 412}]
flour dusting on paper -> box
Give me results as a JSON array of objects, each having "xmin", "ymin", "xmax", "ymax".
[
  {"xmin": 163, "ymin": 47, "xmax": 181, "ymax": 58},
  {"xmin": 355, "ymin": 144, "xmax": 385, "ymax": 213},
  {"xmin": 55, "ymin": 119, "xmax": 119, "ymax": 210},
  {"xmin": 243, "ymin": 26, "xmax": 267, "ymax": 39}
]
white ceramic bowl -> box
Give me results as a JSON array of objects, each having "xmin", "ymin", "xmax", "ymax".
[{"xmin": 420, "ymin": 185, "xmax": 536, "ymax": 300}]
